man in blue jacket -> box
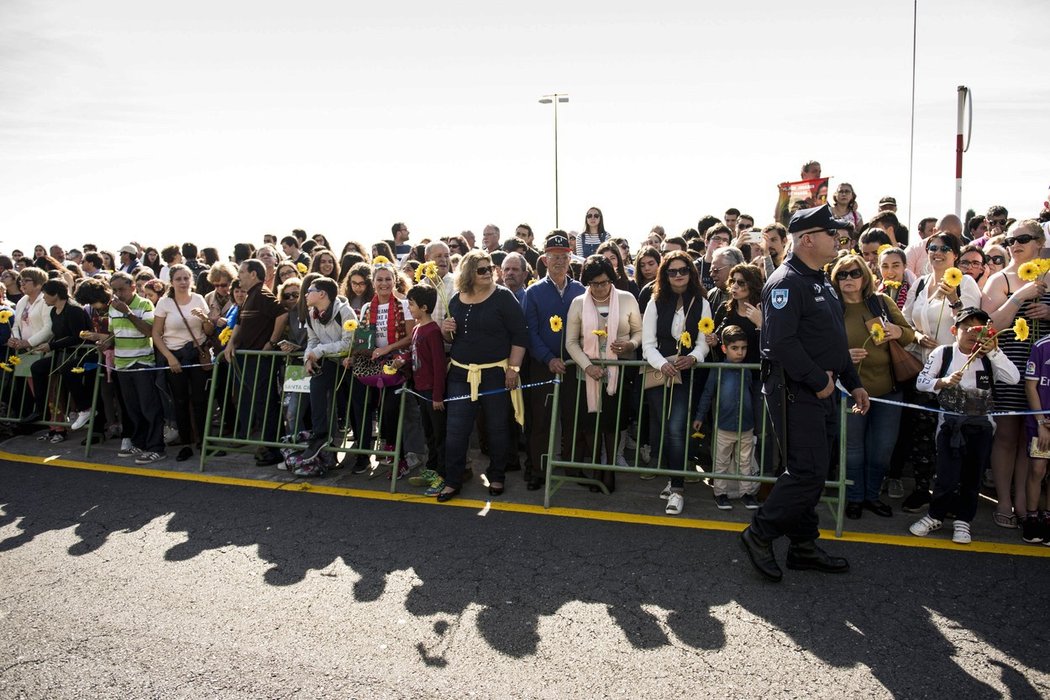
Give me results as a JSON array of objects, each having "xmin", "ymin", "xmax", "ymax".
[{"xmin": 522, "ymin": 232, "xmax": 585, "ymax": 490}]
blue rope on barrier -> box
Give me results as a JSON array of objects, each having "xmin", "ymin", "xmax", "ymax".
[
  {"xmin": 397, "ymin": 378, "xmax": 561, "ymax": 403},
  {"xmin": 839, "ymin": 387, "xmax": 1050, "ymax": 417}
]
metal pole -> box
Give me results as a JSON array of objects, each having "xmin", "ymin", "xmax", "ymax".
[
  {"xmin": 907, "ymin": 0, "xmax": 917, "ymax": 231},
  {"xmin": 553, "ymin": 97, "xmax": 560, "ymax": 228}
]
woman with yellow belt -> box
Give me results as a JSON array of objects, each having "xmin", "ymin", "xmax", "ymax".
[{"xmin": 438, "ymin": 250, "xmax": 528, "ymax": 502}]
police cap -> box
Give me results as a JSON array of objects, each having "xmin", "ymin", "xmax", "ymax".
[{"xmin": 787, "ymin": 204, "xmax": 852, "ymax": 235}]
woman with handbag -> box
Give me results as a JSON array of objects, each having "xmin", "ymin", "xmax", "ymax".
[
  {"xmin": 565, "ymin": 255, "xmax": 642, "ymax": 493},
  {"xmin": 641, "ymin": 251, "xmax": 712, "ymax": 516},
  {"xmin": 153, "ymin": 264, "xmax": 214, "ymax": 463},
  {"xmin": 346, "ymin": 260, "xmax": 414, "ymax": 476},
  {"xmin": 832, "ymin": 255, "xmax": 915, "ymax": 520}
]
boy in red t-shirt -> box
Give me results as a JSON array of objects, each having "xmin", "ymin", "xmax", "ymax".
[{"xmin": 406, "ymin": 285, "xmax": 446, "ymax": 495}]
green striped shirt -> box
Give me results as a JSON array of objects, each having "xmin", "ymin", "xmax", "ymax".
[{"xmin": 109, "ymin": 294, "xmax": 155, "ymax": 369}]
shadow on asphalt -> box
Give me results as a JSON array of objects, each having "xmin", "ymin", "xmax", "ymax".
[{"xmin": 0, "ymin": 461, "xmax": 1045, "ymax": 696}]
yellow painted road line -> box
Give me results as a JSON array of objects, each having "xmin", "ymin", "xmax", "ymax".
[{"xmin": 2, "ymin": 449, "xmax": 1046, "ymax": 558}]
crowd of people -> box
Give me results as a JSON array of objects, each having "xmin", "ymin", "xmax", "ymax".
[{"xmin": 4, "ymin": 187, "xmax": 1050, "ymax": 546}]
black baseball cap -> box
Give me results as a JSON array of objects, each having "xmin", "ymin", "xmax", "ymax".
[{"xmin": 954, "ymin": 306, "xmax": 990, "ymax": 326}]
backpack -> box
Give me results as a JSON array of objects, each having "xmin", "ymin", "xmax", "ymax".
[{"xmin": 933, "ymin": 345, "xmax": 995, "ymax": 415}]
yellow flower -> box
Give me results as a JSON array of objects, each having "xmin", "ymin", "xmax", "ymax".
[
  {"xmin": 8, "ymin": 355, "xmax": 21, "ymax": 366},
  {"xmin": 877, "ymin": 244, "xmax": 893, "ymax": 255},
  {"xmin": 422, "ymin": 261, "xmax": 439, "ymax": 279},
  {"xmin": 413, "ymin": 265, "xmax": 424, "ymax": 283},
  {"xmin": 1037, "ymin": 259, "xmax": 1050, "ymax": 275},
  {"xmin": 0, "ymin": 363, "xmax": 11, "ymax": 373},
  {"xmin": 943, "ymin": 267, "xmax": 963, "ymax": 288},
  {"xmin": 680, "ymin": 331, "xmax": 693, "ymax": 349},
  {"xmin": 0, "ymin": 310, "xmax": 11, "ymax": 323},
  {"xmin": 343, "ymin": 319, "xmax": 359, "ymax": 333},
  {"xmin": 691, "ymin": 431, "xmax": 705, "ymax": 440},
  {"xmin": 883, "ymin": 279, "xmax": 901, "ymax": 289},
  {"xmin": 1018, "ymin": 261, "xmax": 1040, "ymax": 282},
  {"xmin": 218, "ymin": 327, "xmax": 233, "ymax": 345},
  {"xmin": 70, "ymin": 367, "xmax": 85, "ymax": 374},
  {"xmin": 549, "ymin": 315, "xmax": 563, "ymax": 333},
  {"xmin": 1013, "ymin": 317, "xmax": 1030, "ymax": 342},
  {"xmin": 698, "ymin": 317, "xmax": 715, "ymax": 335},
  {"xmin": 527, "ymin": 279, "xmax": 537, "ymax": 287},
  {"xmin": 382, "ymin": 363, "xmax": 398, "ymax": 375},
  {"xmin": 372, "ymin": 255, "xmax": 391, "ymax": 265},
  {"xmin": 296, "ymin": 262, "xmax": 309, "ymax": 275},
  {"xmin": 869, "ymin": 322, "xmax": 886, "ymax": 344},
  {"xmin": 592, "ymin": 329, "xmax": 607, "ymax": 338}
]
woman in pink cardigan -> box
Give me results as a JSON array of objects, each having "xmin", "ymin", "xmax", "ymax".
[{"xmin": 565, "ymin": 255, "xmax": 643, "ymax": 493}]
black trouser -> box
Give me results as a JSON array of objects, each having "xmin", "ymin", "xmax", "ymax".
[
  {"xmin": 444, "ymin": 368, "xmax": 513, "ymax": 489},
  {"xmin": 416, "ymin": 389, "xmax": 447, "ymax": 476},
  {"xmin": 29, "ymin": 354, "xmax": 92, "ymax": 419},
  {"xmin": 929, "ymin": 420, "xmax": 992, "ymax": 523},
  {"xmin": 116, "ymin": 365, "xmax": 165, "ymax": 453},
  {"xmin": 309, "ymin": 359, "xmax": 340, "ymax": 441},
  {"xmin": 524, "ymin": 359, "xmax": 577, "ymax": 482},
  {"xmin": 162, "ymin": 345, "xmax": 208, "ymax": 445},
  {"xmin": 235, "ymin": 354, "xmax": 280, "ymax": 444},
  {"xmin": 751, "ymin": 382, "xmax": 840, "ymax": 543}
]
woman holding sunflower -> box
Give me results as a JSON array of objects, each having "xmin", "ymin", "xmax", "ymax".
[
  {"xmin": 832, "ymin": 255, "xmax": 915, "ymax": 520},
  {"xmin": 981, "ymin": 219, "xmax": 1050, "ymax": 528},
  {"xmin": 641, "ymin": 251, "xmax": 712, "ymax": 515}
]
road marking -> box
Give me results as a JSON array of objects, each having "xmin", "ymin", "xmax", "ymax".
[{"xmin": 2, "ymin": 449, "xmax": 1046, "ymax": 558}]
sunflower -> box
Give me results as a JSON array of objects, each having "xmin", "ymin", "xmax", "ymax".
[
  {"xmin": 382, "ymin": 363, "xmax": 398, "ymax": 375},
  {"xmin": 1013, "ymin": 317, "xmax": 1030, "ymax": 342},
  {"xmin": 422, "ymin": 261, "xmax": 439, "ymax": 279},
  {"xmin": 1019, "ymin": 261, "xmax": 1041, "ymax": 282},
  {"xmin": 592, "ymin": 329, "xmax": 607, "ymax": 338},
  {"xmin": 0, "ymin": 363, "xmax": 11, "ymax": 373},
  {"xmin": 549, "ymin": 315, "xmax": 563, "ymax": 333},
  {"xmin": 0, "ymin": 310, "xmax": 12, "ymax": 323},
  {"xmin": 877, "ymin": 244, "xmax": 893, "ymax": 255},
  {"xmin": 372, "ymin": 255, "xmax": 391, "ymax": 265},
  {"xmin": 8, "ymin": 355, "xmax": 21, "ymax": 366},
  {"xmin": 343, "ymin": 319, "xmax": 359, "ymax": 333},
  {"xmin": 1037, "ymin": 259, "xmax": 1050, "ymax": 275},
  {"xmin": 943, "ymin": 267, "xmax": 963, "ymax": 288},
  {"xmin": 882, "ymin": 279, "xmax": 902, "ymax": 290},
  {"xmin": 218, "ymin": 327, "xmax": 233, "ymax": 345},
  {"xmin": 869, "ymin": 322, "xmax": 886, "ymax": 344},
  {"xmin": 680, "ymin": 331, "xmax": 693, "ymax": 349},
  {"xmin": 413, "ymin": 265, "xmax": 424, "ymax": 283},
  {"xmin": 296, "ymin": 262, "xmax": 309, "ymax": 275},
  {"xmin": 691, "ymin": 431, "xmax": 705, "ymax": 440},
  {"xmin": 70, "ymin": 367, "xmax": 85, "ymax": 374},
  {"xmin": 698, "ymin": 317, "xmax": 715, "ymax": 335}
]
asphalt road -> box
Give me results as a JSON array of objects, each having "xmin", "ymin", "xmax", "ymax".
[{"xmin": 1, "ymin": 460, "xmax": 1047, "ymax": 699}]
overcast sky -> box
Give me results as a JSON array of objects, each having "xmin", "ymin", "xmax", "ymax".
[{"xmin": 2, "ymin": 0, "xmax": 1048, "ymax": 254}]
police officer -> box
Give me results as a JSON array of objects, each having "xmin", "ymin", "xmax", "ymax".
[{"xmin": 740, "ymin": 204, "xmax": 870, "ymax": 582}]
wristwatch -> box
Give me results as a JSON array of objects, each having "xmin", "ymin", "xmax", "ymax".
[{"xmin": 1039, "ymin": 418, "xmax": 1050, "ymax": 427}]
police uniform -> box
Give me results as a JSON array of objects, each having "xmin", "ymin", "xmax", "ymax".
[{"xmin": 751, "ymin": 212, "xmax": 861, "ymax": 545}]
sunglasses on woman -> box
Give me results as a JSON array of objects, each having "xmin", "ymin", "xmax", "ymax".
[
  {"xmin": 475, "ymin": 265, "xmax": 493, "ymax": 276},
  {"xmin": 988, "ymin": 255, "xmax": 1006, "ymax": 265},
  {"xmin": 1004, "ymin": 234, "xmax": 1039, "ymax": 247},
  {"xmin": 835, "ymin": 268, "xmax": 864, "ymax": 280},
  {"xmin": 926, "ymin": 244, "xmax": 952, "ymax": 254},
  {"xmin": 666, "ymin": 266, "xmax": 691, "ymax": 278}
]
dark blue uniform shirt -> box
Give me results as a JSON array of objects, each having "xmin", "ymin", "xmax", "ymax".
[{"xmin": 761, "ymin": 254, "xmax": 861, "ymax": 394}]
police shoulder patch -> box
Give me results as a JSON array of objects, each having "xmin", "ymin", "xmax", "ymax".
[{"xmin": 771, "ymin": 288, "xmax": 789, "ymax": 309}]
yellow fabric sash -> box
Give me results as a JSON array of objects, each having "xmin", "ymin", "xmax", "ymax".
[{"xmin": 449, "ymin": 358, "xmax": 524, "ymax": 426}]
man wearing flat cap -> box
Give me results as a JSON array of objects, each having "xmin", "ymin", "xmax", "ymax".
[{"xmin": 740, "ymin": 204, "xmax": 870, "ymax": 582}]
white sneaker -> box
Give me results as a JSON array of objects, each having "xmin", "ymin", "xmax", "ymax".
[
  {"xmin": 665, "ymin": 492, "xmax": 684, "ymax": 515},
  {"xmin": 659, "ymin": 480, "xmax": 673, "ymax": 500},
  {"xmin": 952, "ymin": 520, "xmax": 972, "ymax": 545},
  {"xmin": 909, "ymin": 515, "xmax": 943, "ymax": 537},
  {"xmin": 70, "ymin": 412, "xmax": 91, "ymax": 431}
]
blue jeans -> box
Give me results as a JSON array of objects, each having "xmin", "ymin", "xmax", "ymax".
[
  {"xmin": 846, "ymin": 391, "xmax": 902, "ymax": 502},
  {"xmin": 645, "ymin": 381, "xmax": 692, "ymax": 489},
  {"xmin": 444, "ymin": 370, "xmax": 511, "ymax": 489}
]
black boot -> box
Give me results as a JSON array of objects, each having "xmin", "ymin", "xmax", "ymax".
[
  {"xmin": 740, "ymin": 526, "xmax": 783, "ymax": 582},
  {"xmin": 786, "ymin": 540, "xmax": 849, "ymax": 573}
]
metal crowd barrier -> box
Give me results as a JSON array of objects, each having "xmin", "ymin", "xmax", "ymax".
[
  {"xmin": 199, "ymin": 349, "xmax": 406, "ymax": 492},
  {"xmin": 542, "ymin": 359, "xmax": 850, "ymax": 537},
  {"xmin": 0, "ymin": 346, "xmax": 103, "ymax": 457}
]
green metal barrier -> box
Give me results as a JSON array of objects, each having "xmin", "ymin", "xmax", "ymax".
[
  {"xmin": 0, "ymin": 346, "xmax": 103, "ymax": 457},
  {"xmin": 543, "ymin": 358, "xmax": 850, "ymax": 537},
  {"xmin": 199, "ymin": 350, "xmax": 406, "ymax": 492}
]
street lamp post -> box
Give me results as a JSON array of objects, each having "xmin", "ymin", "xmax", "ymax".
[{"xmin": 538, "ymin": 93, "xmax": 569, "ymax": 228}]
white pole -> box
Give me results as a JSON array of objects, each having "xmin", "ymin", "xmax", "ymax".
[
  {"xmin": 955, "ymin": 86, "xmax": 969, "ymax": 219},
  {"xmin": 907, "ymin": 0, "xmax": 917, "ymax": 231}
]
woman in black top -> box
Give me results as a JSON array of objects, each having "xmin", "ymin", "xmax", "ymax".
[
  {"xmin": 438, "ymin": 250, "xmax": 528, "ymax": 502},
  {"xmin": 24, "ymin": 279, "xmax": 92, "ymax": 441},
  {"xmin": 711, "ymin": 263, "xmax": 763, "ymax": 363}
]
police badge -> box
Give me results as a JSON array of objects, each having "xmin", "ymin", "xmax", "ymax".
[{"xmin": 771, "ymin": 288, "xmax": 789, "ymax": 309}]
